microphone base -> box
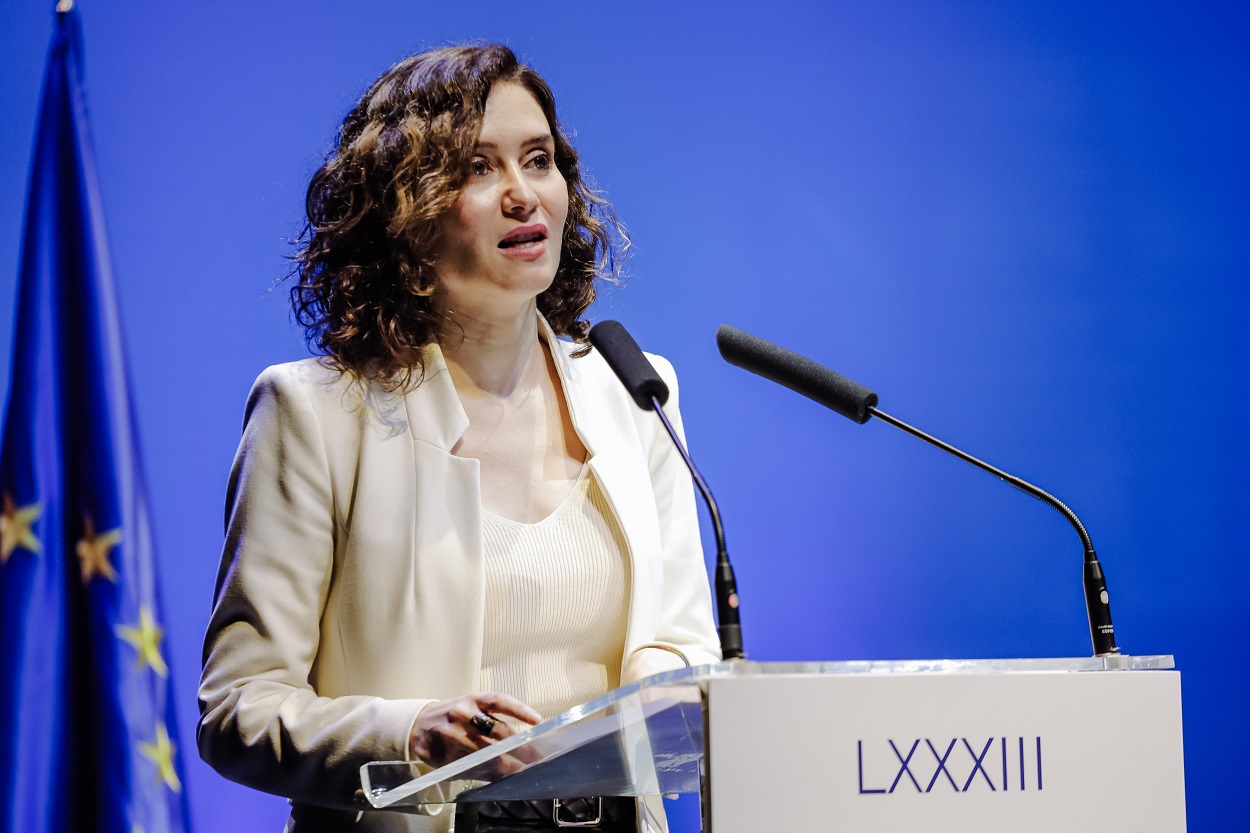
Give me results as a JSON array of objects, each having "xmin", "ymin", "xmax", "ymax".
[
  {"xmin": 1084, "ymin": 556, "xmax": 1119, "ymax": 656},
  {"xmin": 718, "ymin": 624, "xmax": 745, "ymax": 661}
]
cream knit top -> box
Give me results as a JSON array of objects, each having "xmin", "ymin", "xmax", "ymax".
[{"xmin": 479, "ymin": 463, "xmax": 630, "ymax": 719}]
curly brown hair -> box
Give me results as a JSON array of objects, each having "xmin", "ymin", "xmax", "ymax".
[{"xmin": 290, "ymin": 43, "xmax": 625, "ymax": 391}]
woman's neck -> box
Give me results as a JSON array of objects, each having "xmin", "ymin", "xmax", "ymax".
[{"xmin": 437, "ymin": 298, "xmax": 543, "ymax": 398}]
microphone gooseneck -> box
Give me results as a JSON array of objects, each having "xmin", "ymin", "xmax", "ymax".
[
  {"xmin": 716, "ymin": 324, "xmax": 1119, "ymax": 657},
  {"xmin": 866, "ymin": 408, "xmax": 1117, "ymax": 656},
  {"xmin": 590, "ymin": 321, "xmax": 745, "ymax": 661},
  {"xmin": 648, "ymin": 398, "xmax": 743, "ymax": 660}
]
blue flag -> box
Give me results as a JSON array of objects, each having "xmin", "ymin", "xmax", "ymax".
[{"xmin": 0, "ymin": 8, "xmax": 193, "ymax": 833}]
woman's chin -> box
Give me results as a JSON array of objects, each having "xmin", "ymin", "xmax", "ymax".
[
  {"xmin": 496, "ymin": 259, "xmax": 560, "ymax": 298},
  {"xmin": 439, "ymin": 274, "xmax": 557, "ymax": 318}
]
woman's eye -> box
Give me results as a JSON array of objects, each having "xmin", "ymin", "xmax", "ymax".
[
  {"xmin": 527, "ymin": 153, "xmax": 552, "ymax": 171},
  {"xmin": 470, "ymin": 158, "xmax": 491, "ymax": 177}
]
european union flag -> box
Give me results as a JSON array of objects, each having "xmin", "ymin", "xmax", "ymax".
[{"xmin": 0, "ymin": 6, "xmax": 193, "ymax": 832}]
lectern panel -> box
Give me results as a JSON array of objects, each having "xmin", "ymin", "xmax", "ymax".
[{"xmin": 706, "ymin": 670, "xmax": 1184, "ymax": 832}]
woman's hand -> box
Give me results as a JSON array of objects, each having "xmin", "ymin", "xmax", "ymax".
[{"xmin": 409, "ymin": 693, "xmax": 542, "ymax": 769}]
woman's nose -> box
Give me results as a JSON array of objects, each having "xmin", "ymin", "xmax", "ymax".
[{"xmin": 500, "ymin": 167, "xmax": 539, "ymax": 214}]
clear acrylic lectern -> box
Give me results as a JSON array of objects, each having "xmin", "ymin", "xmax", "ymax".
[{"xmin": 361, "ymin": 657, "xmax": 1184, "ymax": 832}]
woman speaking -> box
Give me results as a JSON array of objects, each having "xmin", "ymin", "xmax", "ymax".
[{"xmin": 197, "ymin": 43, "xmax": 720, "ymax": 833}]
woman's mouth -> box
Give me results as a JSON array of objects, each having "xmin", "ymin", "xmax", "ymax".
[{"xmin": 498, "ymin": 225, "xmax": 548, "ymax": 257}]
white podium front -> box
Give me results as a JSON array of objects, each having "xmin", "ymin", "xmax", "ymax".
[{"xmin": 362, "ymin": 657, "xmax": 1184, "ymax": 832}]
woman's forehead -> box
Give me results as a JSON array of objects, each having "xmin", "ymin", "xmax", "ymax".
[{"xmin": 477, "ymin": 83, "xmax": 552, "ymax": 145}]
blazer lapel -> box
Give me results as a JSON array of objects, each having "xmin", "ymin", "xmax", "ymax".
[
  {"xmin": 541, "ymin": 317, "xmax": 660, "ymax": 659},
  {"xmin": 398, "ymin": 343, "xmax": 486, "ymax": 694},
  {"xmin": 402, "ymin": 343, "xmax": 470, "ymax": 451}
]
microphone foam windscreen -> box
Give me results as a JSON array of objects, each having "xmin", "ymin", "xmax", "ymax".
[
  {"xmin": 716, "ymin": 324, "xmax": 878, "ymax": 423},
  {"xmin": 589, "ymin": 320, "xmax": 671, "ymax": 410}
]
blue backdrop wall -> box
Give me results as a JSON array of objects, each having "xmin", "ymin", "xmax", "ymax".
[{"xmin": 1, "ymin": 2, "xmax": 1246, "ymax": 830}]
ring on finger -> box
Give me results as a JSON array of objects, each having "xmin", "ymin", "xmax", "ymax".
[{"xmin": 469, "ymin": 712, "xmax": 500, "ymax": 736}]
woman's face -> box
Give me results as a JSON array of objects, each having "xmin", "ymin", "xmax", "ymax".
[{"xmin": 433, "ymin": 82, "xmax": 569, "ymax": 316}]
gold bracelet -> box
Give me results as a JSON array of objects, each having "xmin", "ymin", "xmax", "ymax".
[{"xmin": 634, "ymin": 642, "xmax": 691, "ymax": 668}]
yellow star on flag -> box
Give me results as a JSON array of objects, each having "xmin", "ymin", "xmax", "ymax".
[
  {"xmin": 1, "ymin": 493, "xmax": 42, "ymax": 563},
  {"xmin": 76, "ymin": 514, "xmax": 121, "ymax": 583},
  {"xmin": 115, "ymin": 605, "xmax": 169, "ymax": 677},
  {"xmin": 138, "ymin": 721, "xmax": 182, "ymax": 794}
]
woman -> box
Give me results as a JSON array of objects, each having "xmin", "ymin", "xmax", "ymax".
[{"xmin": 197, "ymin": 44, "xmax": 721, "ymax": 833}]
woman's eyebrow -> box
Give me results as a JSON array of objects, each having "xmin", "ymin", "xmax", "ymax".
[{"xmin": 474, "ymin": 134, "xmax": 553, "ymax": 151}]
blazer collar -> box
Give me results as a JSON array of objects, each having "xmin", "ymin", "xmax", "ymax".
[
  {"xmin": 402, "ymin": 312, "xmax": 600, "ymax": 454},
  {"xmin": 401, "ymin": 340, "xmax": 470, "ymax": 451}
]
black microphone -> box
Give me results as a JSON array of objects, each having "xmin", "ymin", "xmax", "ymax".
[
  {"xmin": 590, "ymin": 321, "xmax": 744, "ymax": 661},
  {"xmin": 717, "ymin": 325, "xmax": 878, "ymax": 423},
  {"xmin": 588, "ymin": 321, "xmax": 671, "ymax": 410},
  {"xmin": 716, "ymin": 324, "xmax": 1119, "ymax": 658}
]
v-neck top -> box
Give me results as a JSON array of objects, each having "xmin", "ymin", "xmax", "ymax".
[{"xmin": 479, "ymin": 463, "xmax": 630, "ymax": 718}]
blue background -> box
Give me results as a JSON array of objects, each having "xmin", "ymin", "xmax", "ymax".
[{"xmin": 1, "ymin": 1, "xmax": 1246, "ymax": 830}]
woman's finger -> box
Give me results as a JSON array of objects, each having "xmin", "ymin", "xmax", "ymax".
[
  {"xmin": 467, "ymin": 711, "xmax": 502, "ymax": 736},
  {"xmin": 410, "ymin": 693, "xmax": 543, "ymax": 768},
  {"xmin": 475, "ymin": 692, "xmax": 542, "ymax": 725}
]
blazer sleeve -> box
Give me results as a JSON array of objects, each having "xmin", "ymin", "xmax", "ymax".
[
  {"xmin": 628, "ymin": 354, "xmax": 723, "ymax": 679},
  {"xmin": 197, "ymin": 364, "xmax": 431, "ymax": 809}
]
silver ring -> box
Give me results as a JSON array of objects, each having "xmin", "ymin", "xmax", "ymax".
[{"xmin": 469, "ymin": 712, "xmax": 499, "ymax": 736}]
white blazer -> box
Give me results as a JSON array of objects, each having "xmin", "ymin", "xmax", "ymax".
[{"xmin": 197, "ymin": 317, "xmax": 721, "ymax": 831}]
